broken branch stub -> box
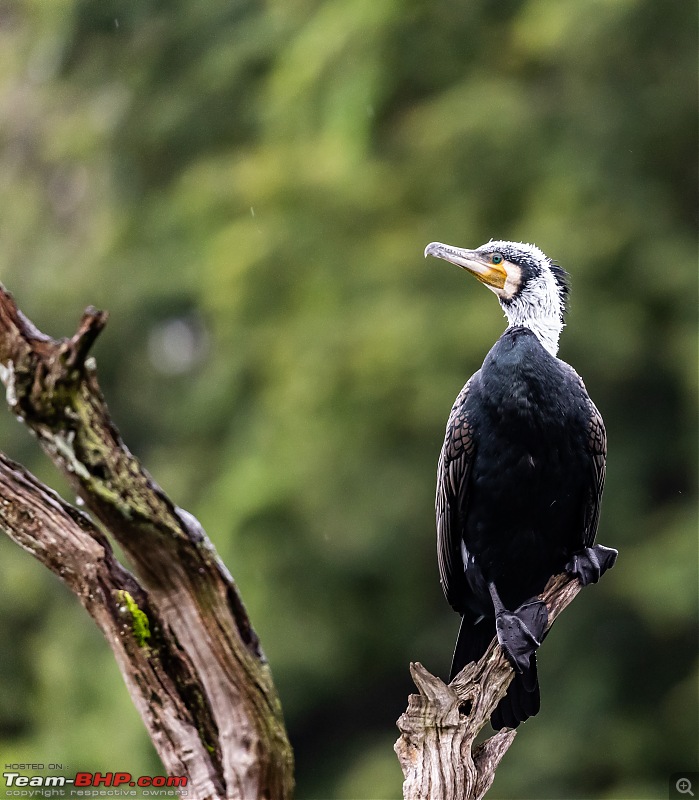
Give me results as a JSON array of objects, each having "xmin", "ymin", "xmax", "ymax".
[{"xmin": 395, "ymin": 572, "xmax": 584, "ymax": 800}]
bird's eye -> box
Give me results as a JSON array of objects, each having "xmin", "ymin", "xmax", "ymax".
[{"xmin": 491, "ymin": 253, "xmax": 504, "ymax": 265}]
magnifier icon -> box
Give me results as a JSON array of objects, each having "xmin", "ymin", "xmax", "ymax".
[{"xmin": 677, "ymin": 778, "xmax": 695, "ymax": 796}]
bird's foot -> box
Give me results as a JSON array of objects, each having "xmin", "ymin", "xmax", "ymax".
[
  {"xmin": 565, "ymin": 544, "xmax": 618, "ymax": 587},
  {"xmin": 494, "ymin": 599, "xmax": 548, "ymax": 674}
]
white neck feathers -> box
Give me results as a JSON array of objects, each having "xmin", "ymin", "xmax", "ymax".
[{"xmin": 501, "ymin": 269, "xmax": 564, "ymax": 356}]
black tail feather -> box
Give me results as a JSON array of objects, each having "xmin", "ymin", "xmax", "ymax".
[
  {"xmin": 449, "ymin": 615, "xmax": 494, "ymax": 681},
  {"xmin": 490, "ymin": 654, "xmax": 540, "ymax": 730},
  {"xmin": 450, "ymin": 616, "xmax": 541, "ymax": 730}
]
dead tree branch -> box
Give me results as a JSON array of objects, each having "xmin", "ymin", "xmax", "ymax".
[
  {"xmin": 0, "ymin": 285, "xmax": 293, "ymax": 800},
  {"xmin": 395, "ymin": 572, "xmax": 584, "ymax": 800}
]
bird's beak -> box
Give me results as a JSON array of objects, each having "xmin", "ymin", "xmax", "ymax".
[{"xmin": 424, "ymin": 242, "xmax": 507, "ymax": 290}]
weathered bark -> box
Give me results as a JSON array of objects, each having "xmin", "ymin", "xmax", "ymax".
[
  {"xmin": 395, "ymin": 572, "xmax": 584, "ymax": 800},
  {"xmin": 0, "ymin": 286, "xmax": 294, "ymax": 800}
]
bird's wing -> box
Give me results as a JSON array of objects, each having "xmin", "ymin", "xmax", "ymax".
[
  {"xmin": 583, "ymin": 397, "xmax": 607, "ymax": 547},
  {"xmin": 436, "ymin": 376, "xmax": 477, "ymax": 612}
]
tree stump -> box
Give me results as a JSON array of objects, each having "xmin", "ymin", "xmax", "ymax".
[{"xmin": 395, "ymin": 573, "xmax": 586, "ymax": 800}]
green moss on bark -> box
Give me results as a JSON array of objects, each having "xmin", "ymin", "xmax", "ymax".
[{"xmin": 117, "ymin": 590, "xmax": 151, "ymax": 649}]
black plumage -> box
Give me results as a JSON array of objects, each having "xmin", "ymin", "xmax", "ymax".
[{"xmin": 426, "ymin": 239, "xmax": 616, "ymax": 730}]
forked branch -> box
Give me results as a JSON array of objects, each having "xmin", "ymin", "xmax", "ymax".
[{"xmin": 0, "ymin": 285, "xmax": 293, "ymax": 800}]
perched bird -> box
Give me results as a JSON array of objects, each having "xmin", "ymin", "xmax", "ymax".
[{"xmin": 425, "ymin": 239, "xmax": 617, "ymax": 730}]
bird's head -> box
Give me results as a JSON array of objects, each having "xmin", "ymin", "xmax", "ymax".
[{"xmin": 424, "ymin": 239, "xmax": 569, "ymax": 356}]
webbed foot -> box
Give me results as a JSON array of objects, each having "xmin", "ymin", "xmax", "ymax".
[
  {"xmin": 488, "ymin": 581, "xmax": 548, "ymax": 673},
  {"xmin": 566, "ymin": 544, "xmax": 618, "ymax": 586},
  {"xmin": 494, "ymin": 599, "xmax": 548, "ymax": 673}
]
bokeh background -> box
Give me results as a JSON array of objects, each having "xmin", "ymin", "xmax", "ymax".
[{"xmin": 0, "ymin": 1, "xmax": 697, "ymax": 798}]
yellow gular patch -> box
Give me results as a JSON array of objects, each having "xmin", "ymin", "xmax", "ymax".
[{"xmin": 474, "ymin": 264, "xmax": 507, "ymax": 290}]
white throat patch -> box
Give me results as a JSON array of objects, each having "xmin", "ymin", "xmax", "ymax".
[{"xmin": 500, "ymin": 267, "xmax": 564, "ymax": 356}]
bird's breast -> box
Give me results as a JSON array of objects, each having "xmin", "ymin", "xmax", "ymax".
[{"xmin": 458, "ymin": 333, "xmax": 593, "ymax": 605}]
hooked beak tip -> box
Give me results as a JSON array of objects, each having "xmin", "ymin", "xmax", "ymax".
[{"xmin": 424, "ymin": 242, "xmax": 442, "ymax": 259}]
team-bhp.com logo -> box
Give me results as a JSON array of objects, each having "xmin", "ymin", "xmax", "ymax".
[{"xmin": 3, "ymin": 767, "xmax": 188, "ymax": 797}]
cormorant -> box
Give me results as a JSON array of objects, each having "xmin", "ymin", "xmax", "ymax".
[{"xmin": 425, "ymin": 239, "xmax": 617, "ymax": 730}]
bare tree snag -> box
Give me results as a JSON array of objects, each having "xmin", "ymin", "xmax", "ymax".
[
  {"xmin": 0, "ymin": 286, "xmax": 294, "ymax": 800},
  {"xmin": 395, "ymin": 572, "xmax": 585, "ymax": 800}
]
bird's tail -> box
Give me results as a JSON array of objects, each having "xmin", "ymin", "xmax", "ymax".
[
  {"xmin": 490, "ymin": 654, "xmax": 540, "ymax": 730},
  {"xmin": 450, "ymin": 616, "xmax": 540, "ymax": 730},
  {"xmin": 450, "ymin": 614, "xmax": 494, "ymax": 681}
]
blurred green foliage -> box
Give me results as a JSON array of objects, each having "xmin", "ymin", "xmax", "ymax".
[{"xmin": 0, "ymin": 1, "xmax": 696, "ymax": 798}]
